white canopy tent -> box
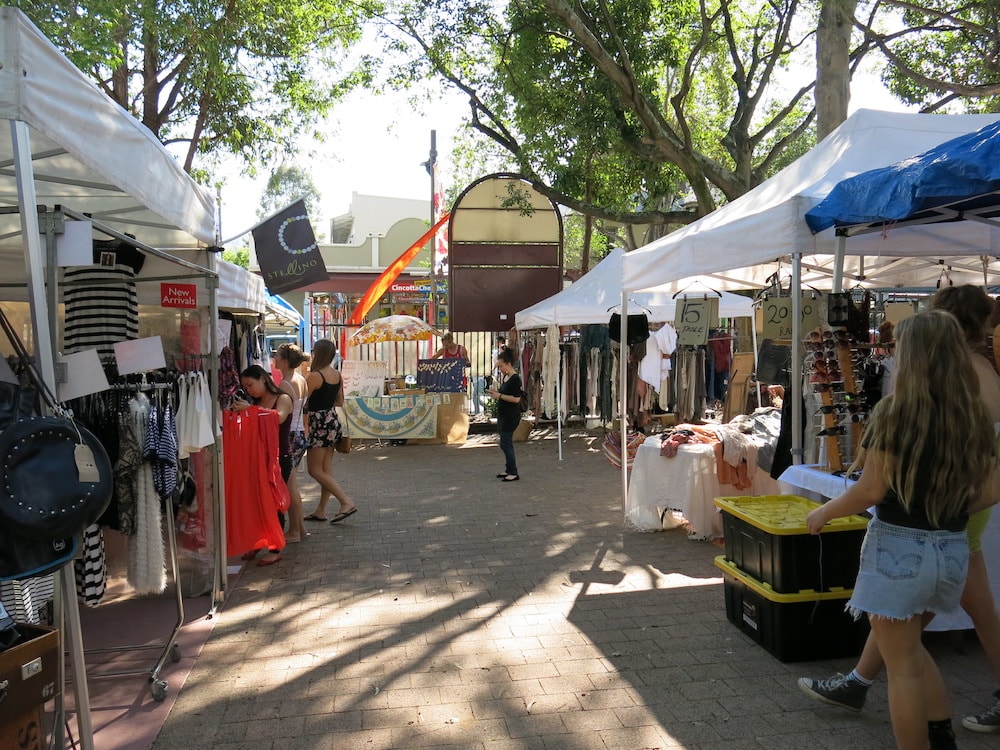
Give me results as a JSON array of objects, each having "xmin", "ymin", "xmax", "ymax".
[
  {"xmin": 616, "ymin": 109, "xmax": 1000, "ymax": 554},
  {"xmin": 515, "ymin": 247, "xmax": 754, "ymax": 329},
  {"xmin": 0, "ymin": 9, "xmax": 236, "ymax": 747},
  {"xmin": 622, "ymin": 109, "xmax": 1000, "ymax": 295},
  {"xmin": 515, "ymin": 248, "xmax": 756, "ymax": 459}
]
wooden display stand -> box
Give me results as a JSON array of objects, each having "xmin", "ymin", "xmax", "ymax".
[
  {"xmin": 819, "ymin": 386, "xmax": 843, "ymax": 472},
  {"xmin": 724, "ymin": 352, "xmax": 757, "ymax": 423}
]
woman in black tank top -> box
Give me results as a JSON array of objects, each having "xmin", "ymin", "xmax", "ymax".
[{"xmin": 302, "ymin": 339, "xmax": 357, "ymax": 524}]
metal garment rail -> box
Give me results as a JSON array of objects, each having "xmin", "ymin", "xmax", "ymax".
[{"xmin": 69, "ymin": 508, "xmax": 184, "ymax": 701}]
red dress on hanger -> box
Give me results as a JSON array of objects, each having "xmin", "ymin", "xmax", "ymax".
[{"xmin": 222, "ymin": 406, "xmax": 287, "ymax": 556}]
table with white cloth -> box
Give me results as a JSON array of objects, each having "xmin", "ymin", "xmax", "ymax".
[
  {"xmin": 778, "ymin": 463, "xmax": 1000, "ymax": 632},
  {"xmin": 626, "ymin": 434, "xmax": 781, "ymax": 539}
]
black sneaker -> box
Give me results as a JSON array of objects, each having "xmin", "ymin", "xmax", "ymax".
[
  {"xmin": 963, "ymin": 689, "xmax": 1000, "ymax": 733},
  {"xmin": 797, "ymin": 673, "xmax": 869, "ymax": 712},
  {"xmin": 928, "ymin": 720, "xmax": 957, "ymax": 750}
]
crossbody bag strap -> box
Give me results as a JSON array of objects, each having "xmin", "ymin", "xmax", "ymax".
[{"xmin": 0, "ymin": 305, "xmax": 69, "ymax": 417}]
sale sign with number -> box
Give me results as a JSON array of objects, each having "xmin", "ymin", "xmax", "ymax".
[
  {"xmin": 675, "ymin": 297, "xmax": 719, "ymax": 346},
  {"xmin": 762, "ymin": 295, "xmax": 822, "ymax": 339}
]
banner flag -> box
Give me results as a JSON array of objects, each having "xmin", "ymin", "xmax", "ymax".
[
  {"xmin": 432, "ymin": 166, "xmax": 449, "ymax": 275},
  {"xmin": 251, "ymin": 199, "xmax": 329, "ymax": 294},
  {"xmin": 347, "ymin": 213, "xmax": 450, "ymax": 326}
]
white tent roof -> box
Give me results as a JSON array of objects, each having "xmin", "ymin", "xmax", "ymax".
[
  {"xmin": 0, "ymin": 9, "xmax": 268, "ymax": 314},
  {"xmin": 622, "ymin": 109, "xmax": 1000, "ymax": 292},
  {"xmin": 515, "ymin": 248, "xmax": 752, "ymax": 329},
  {"xmin": 0, "ymin": 7, "xmax": 216, "ymax": 252}
]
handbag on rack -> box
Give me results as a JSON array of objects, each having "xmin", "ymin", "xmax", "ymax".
[{"xmin": 0, "ymin": 306, "xmax": 113, "ymax": 545}]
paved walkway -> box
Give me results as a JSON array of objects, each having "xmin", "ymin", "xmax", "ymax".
[{"xmin": 151, "ymin": 428, "xmax": 997, "ymax": 750}]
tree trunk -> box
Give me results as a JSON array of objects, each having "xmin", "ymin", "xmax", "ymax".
[{"xmin": 816, "ymin": 0, "xmax": 857, "ymax": 140}]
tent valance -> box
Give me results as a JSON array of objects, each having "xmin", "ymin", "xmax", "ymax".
[{"xmin": 515, "ymin": 248, "xmax": 752, "ymax": 330}]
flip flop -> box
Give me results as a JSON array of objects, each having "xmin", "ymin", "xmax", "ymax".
[
  {"xmin": 257, "ymin": 554, "xmax": 282, "ymax": 566},
  {"xmin": 329, "ymin": 507, "xmax": 358, "ymax": 524},
  {"xmin": 304, "ymin": 514, "xmax": 327, "ymax": 522},
  {"xmin": 501, "ymin": 475, "xmax": 520, "ymax": 482}
]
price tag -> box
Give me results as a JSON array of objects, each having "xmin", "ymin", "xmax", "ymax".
[
  {"xmin": 675, "ymin": 297, "xmax": 718, "ymax": 346},
  {"xmin": 884, "ymin": 301, "xmax": 916, "ymax": 325},
  {"xmin": 762, "ymin": 296, "xmax": 821, "ymax": 339},
  {"xmin": 762, "ymin": 298, "xmax": 792, "ymax": 339}
]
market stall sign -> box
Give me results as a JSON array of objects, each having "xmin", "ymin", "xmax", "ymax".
[
  {"xmin": 416, "ymin": 359, "xmax": 464, "ymax": 392},
  {"xmin": 675, "ymin": 297, "xmax": 719, "ymax": 346},
  {"xmin": 884, "ymin": 301, "xmax": 916, "ymax": 325},
  {"xmin": 762, "ymin": 295, "xmax": 822, "ymax": 339},
  {"xmin": 161, "ymin": 283, "xmax": 197, "ymax": 308}
]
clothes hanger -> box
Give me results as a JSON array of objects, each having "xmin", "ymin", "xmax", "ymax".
[{"xmin": 671, "ymin": 284, "xmax": 722, "ymax": 299}]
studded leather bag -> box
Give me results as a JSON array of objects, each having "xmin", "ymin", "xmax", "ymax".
[{"xmin": 0, "ymin": 306, "xmax": 112, "ymax": 543}]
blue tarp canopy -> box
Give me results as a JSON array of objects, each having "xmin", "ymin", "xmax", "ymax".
[
  {"xmin": 266, "ymin": 292, "xmax": 304, "ymax": 326},
  {"xmin": 805, "ymin": 119, "xmax": 1000, "ymax": 235}
]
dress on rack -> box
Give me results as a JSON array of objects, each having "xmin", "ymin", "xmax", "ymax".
[
  {"xmin": 64, "ymin": 240, "xmax": 145, "ymax": 606},
  {"xmin": 223, "ymin": 406, "xmax": 287, "ymax": 556}
]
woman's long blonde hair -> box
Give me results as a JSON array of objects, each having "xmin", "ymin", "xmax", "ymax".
[{"xmin": 855, "ymin": 309, "xmax": 994, "ymax": 526}]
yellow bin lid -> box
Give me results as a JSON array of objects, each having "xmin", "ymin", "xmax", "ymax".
[
  {"xmin": 714, "ymin": 494, "xmax": 869, "ymax": 535},
  {"xmin": 714, "ymin": 556, "xmax": 855, "ymax": 602}
]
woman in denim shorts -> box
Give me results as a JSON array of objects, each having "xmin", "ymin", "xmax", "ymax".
[{"xmin": 807, "ymin": 310, "xmax": 999, "ymax": 750}]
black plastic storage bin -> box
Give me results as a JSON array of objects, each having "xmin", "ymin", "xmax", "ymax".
[
  {"xmin": 714, "ymin": 556, "xmax": 869, "ymax": 662},
  {"xmin": 715, "ymin": 495, "xmax": 868, "ymax": 594}
]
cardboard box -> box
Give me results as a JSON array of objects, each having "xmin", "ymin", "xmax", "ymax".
[
  {"xmin": 715, "ymin": 495, "xmax": 867, "ymax": 593},
  {"xmin": 0, "ymin": 624, "xmax": 59, "ymax": 724},
  {"xmin": 0, "ymin": 705, "xmax": 45, "ymax": 750},
  {"xmin": 715, "ymin": 556, "xmax": 869, "ymax": 662}
]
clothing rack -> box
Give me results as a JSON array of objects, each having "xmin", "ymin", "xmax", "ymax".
[
  {"xmin": 76, "ymin": 513, "xmax": 183, "ymax": 702},
  {"xmin": 71, "ymin": 380, "xmax": 186, "ymax": 701}
]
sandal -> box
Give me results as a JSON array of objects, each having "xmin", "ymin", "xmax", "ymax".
[
  {"xmin": 303, "ymin": 514, "xmax": 327, "ymax": 522},
  {"xmin": 329, "ymin": 507, "xmax": 358, "ymax": 524}
]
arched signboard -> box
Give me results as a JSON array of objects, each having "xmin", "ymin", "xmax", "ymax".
[{"xmin": 447, "ymin": 173, "xmax": 563, "ymax": 332}]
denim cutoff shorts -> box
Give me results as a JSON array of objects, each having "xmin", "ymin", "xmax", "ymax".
[{"xmin": 846, "ymin": 516, "xmax": 968, "ymax": 621}]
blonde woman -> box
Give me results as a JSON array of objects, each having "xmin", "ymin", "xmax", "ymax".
[
  {"xmin": 303, "ymin": 339, "xmax": 357, "ymax": 523},
  {"xmin": 806, "ymin": 310, "xmax": 1000, "ymax": 750},
  {"xmin": 801, "ymin": 286, "xmax": 1000, "ymax": 744}
]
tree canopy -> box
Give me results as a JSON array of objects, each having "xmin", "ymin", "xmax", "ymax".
[
  {"xmin": 11, "ymin": 0, "xmax": 376, "ymax": 173},
  {"xmin": 379, "ymin": 0, "xmax": 1000, "ymax": 250}
]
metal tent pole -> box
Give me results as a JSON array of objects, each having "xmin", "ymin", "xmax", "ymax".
[
  {"xmin": 791, "ymin": 253, "xmax": 803, "ymax": 465},
  {"xmin": 619, "ymin": 291, "xmax": 629, "ymax": 510},
  {"xmin": 11, "ymin": 118, "xmax": 94, "ymax": 750}
]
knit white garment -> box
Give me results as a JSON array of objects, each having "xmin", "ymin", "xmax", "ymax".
[
  {"xmin": 128, "ymin": 462, "xmax": 167, "ymax": 595},
  {"xmin": 542, "ymin": 324, "xmax": 561, "ymax": 418}
]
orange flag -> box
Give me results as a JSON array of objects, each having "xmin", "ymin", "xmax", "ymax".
[{"xmin": 347, "ymin": 213, "xmax": 450, "ymax": 326}]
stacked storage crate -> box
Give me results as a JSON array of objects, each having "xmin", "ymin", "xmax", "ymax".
[{"xmin": 713, "ymin": 495, "xmax": 870, "ymax": 662}]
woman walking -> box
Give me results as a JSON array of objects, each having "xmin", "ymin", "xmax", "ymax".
[
  {"xmin": 806, "ymin": 310, "xmax": 1000, "ymax": 749},
  {"xmin": 303, "ymin": 339, "xmax": 357, "ymax": 523}
]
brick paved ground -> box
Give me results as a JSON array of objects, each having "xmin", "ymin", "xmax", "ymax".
[{"xmin": 151, "ymin": 427, "xmax": 998, "ymax": 750}]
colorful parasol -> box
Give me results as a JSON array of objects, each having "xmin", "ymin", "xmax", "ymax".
[{"xmin": 347, "ymin": 315, "xmax": 439, "ymax": 345}]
